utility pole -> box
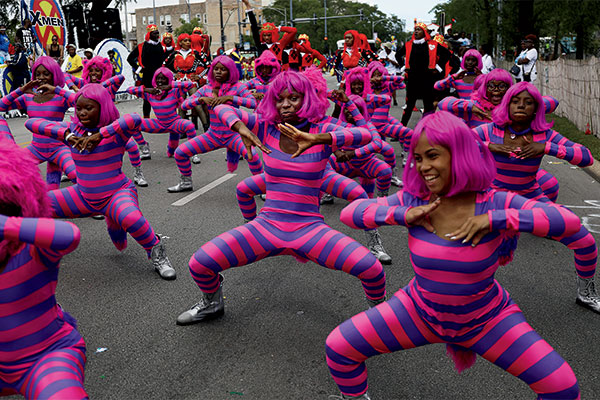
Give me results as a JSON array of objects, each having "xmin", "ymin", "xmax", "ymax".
[
  {"xmin": 220, "ymin": 0, "xmax": 226, "ymax": 49},
  {"xmin": 152, "ymin": 0, "xmax": 156, "ymax": 25},
  {"xmin": 289, "ymin": 0, "xmax": 293, "ymax": 26},
  {"xmin": 237, "ymin": 0, "xmax": 243, "ymax": 46},
  {"xmin": 187, "ymin": 0, "xmax": 191, "ymax": 24},
  {"xmin": 323, "ymin": 0, "xmax": 328, "ymax": 54}
]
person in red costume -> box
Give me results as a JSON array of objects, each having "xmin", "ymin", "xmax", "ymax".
[
  {"xmin": 190, "ymin": 27, "xmax": 211, "ymax": 60},
  {"xmin": 358, "ymin": 33, "xmax": 378, "ymax": 64},
  {"xmin": 298, "ymin": 34, "xmax": 327, "ymax": 70},
  {"xmin": 334, "ymin": 30, "xmax": 368, "ymax": 81}
]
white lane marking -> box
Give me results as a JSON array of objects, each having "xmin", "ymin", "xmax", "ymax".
[
  {"xmin": 563, "ymin": 200, "xmax": 600, "ymax": 209},
  {"xmin": 171, "ymin": 173, "xmax": 237, "ymax": 206}
]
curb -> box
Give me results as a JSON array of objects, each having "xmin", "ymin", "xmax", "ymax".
[{"xmin": 582, "ymin": 160, "xmax": 600, "ymax": 183}]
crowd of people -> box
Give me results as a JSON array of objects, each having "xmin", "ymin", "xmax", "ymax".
[{"xmin": 0, "ymin": 8, "xmax": 598, "ymax": 399}]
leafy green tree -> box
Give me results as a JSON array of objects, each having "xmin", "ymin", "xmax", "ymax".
[
  {"xmin": 175, "ymin": 18, "xmax": 205, "ymax": 37},
  {"xmin": 0, "ymin": 1, "xmax": 20, "ymax": 39}
]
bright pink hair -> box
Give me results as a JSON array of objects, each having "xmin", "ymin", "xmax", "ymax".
[
  {"xmin": 207, "ymin": 55, "xmax": 240, "ymax": 88},
  {"xmin": 302, "ymin": 66, "xmax": 329, "ymax": 116},
  {"xmin": 257, "ymin": 71, "xmax": 325, "ymax": 125},
  {"xmin": 460, "ymin": 49, "xmax": 483, "ymax": 70},
  {"xmin": 492, "ymin": 81, "xmax": 553, "ymax": 131},
  {"xmin": 340, "ymin": 94, "xmax": 370, "ymax": 123},
  {"xmin": 0, "ymin": 140, "xmax": 52, "ymax": 260},
  {"xmin": 344, "ymin": 67, "xmax": 372, "ymax": 97},
  {"xmin": 367, "ymin": 61, "xmax": 388, "ymax": 77},
  {"xmin": 152, "ymin": 67, "xmax": 174, "ymax": 87},
  {"xmin": 403, "ymin": 111, "xmax": 496, "ymax": 198},
  {"xmin": 474, "ymin": 68, "xmax": 513, "ymax": 101},
  {"xmin": 32, "ymin": 56, "xmax": 65, "ymax": 87},
  {"xmin": 73, "ymin": 84, "xmax": 120, "ymax": 128},
  {"xmin": 82, "ymin": 56, "xmax": 113, "ymax": 84},
  {"xmin": 254, "ymin": 51, "xmax": 281, "ymax": 82}
]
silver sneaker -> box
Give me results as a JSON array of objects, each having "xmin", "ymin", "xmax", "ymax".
[
  {"xmin": 365, "ymin": 229, "xmax": 392, "ymax": 265},
  {"xmin": 167, "ymin": 175, "xmax": 193, "ymax": 193},
  {"xmin": 140, "ymin": 143, "xmax": 151, "ymax": 160},
  {"xmin": 576, "ymin": 276, "xmax": 600, "ymax": 313},
  {"xmin": 176, "ymin": 275, "xmax": 224, "ymax": 325},
  {"xmin": 320, "ymin": 193, "xmax": 334, "ymax": 205},
  {"xmin": 191, "ymin": 154, "xmax": 202, "ymax": 164},
  {"xmin": 133, "ymin": 166, "xmax": 148, "ymax": 187},
  {"xmin": 328, "ymin": 392, "xmax": 372, "ymax": 400},
  {"xmin": 151, "ymin": 234, "xmax": 176, "ymax": 280},
  {"xmin": 60, "ymin": 173, "xmax": 70, "ymax": 182},
  {"xmin": 390, "ymin": 175, "xmax": 403, "ymax": 187},
  {"xmin": 259, "ymin": 193, "xmax": 266, "ymax": 201}
]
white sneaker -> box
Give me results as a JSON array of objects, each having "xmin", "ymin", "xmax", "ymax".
[
  {"xmin": 133, "ymin": 166, "xmax": 148, "ymax": 187},
  {"xmin": 576, "ymin": 276, "xmax": 600, "ymax": 313},
  {"xmin": 151, "ymin": 234, "xmax": 176, "ymax": 280},
  {"xmin": 139, "ymin": 143, "xmax": 151, "ymax": 160},
  {"xmin": 320, "ymin": 193, "xmax": 334, "ymax": 205},
  {"xmin": 191, "ymin": 154, "xmax": 202, "ymax": 164},
  {"xmin": 365, "ymin": 229, "xmax": 392, "ymax": 265}
]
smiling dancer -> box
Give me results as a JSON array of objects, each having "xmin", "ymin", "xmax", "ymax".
[
  {"xmin": 176, "ymin": 71, "xmax": 386, "ymax": 325},
  {"xmin": 326, "ymin": 112, "xmax": 581, "ymax": 400},
  {"xmin": 434, "ymin": 49, "xmax": 483, "ymax": 99}
]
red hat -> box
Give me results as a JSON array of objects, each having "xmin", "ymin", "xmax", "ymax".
[
  {"xmin": 145, "ymin": 24, "xmax": 158, "ymax": 41},
  {"xmin": 260, "ymin": 22, "xmax": 279, "ymax": 43},
  {"xmin": 413, "ymin": 22, "xmax": 431, "ymax": 41}
]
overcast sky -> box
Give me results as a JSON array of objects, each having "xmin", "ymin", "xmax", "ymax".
[{"xmin": 115, "ymin": 0, "xmax": 440, "ymax": 31}]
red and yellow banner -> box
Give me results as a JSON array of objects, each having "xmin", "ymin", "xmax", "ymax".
[{"xmin": 28, "ymin": 0, "xmax": 67, "ymax": 48}]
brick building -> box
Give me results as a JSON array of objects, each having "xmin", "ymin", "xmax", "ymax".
[{"xmin": 134, "ymin": 0, "xmax": 263, "ymax": 54}]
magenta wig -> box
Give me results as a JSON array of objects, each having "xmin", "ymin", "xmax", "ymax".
[
  {"xmin": 82, "ymin": 56, "xmax": 113, "ymax": 84},
  {"xmin": 461, "ymin": 49, "xmax": 483, "ymax": 71},
  {"xmin": 302, "ymin": 66, "xmax": 329, "ymax": 116},
  {"xmin": 254, "ymin": 51, "xmax": 281, "ymax": 82},
  {"xmin": 207, "ymin": 55, "xmax": 240, "ymax": 88},
  {"xmin": 32, "ymin": 56, "xmax": 65, "ymax": 88},
  {"xmin": 492, "ymin": 81, "xmax": 553, "ymax": 131},
  {"xmin": 474, "ymin": 68, "xmax": 513, "ymax": 101},
  {"xmin": 152, "ymin": 67, "xmax": 174, "ymax": 87},
  {"xmin": 403, "ymin": 111, "xmax": 496, "ymax": 198},
  {"xmin": 257, "ymin": 71, "xmax": 325, "ymax": 125},
  {"xmin": 344, "ymin": 67, "xmax": 372, "ymax": 97},
  {"xmin": 367, "ymin": 61, "xmax": 388, "ymax": 78},
  {"xmin": 341, "ymin": 94, "xmax": 370, "ymax": 124},
  {"xmin": 73, "ymin": 84, "xmax": 120, "ymax": 128}
]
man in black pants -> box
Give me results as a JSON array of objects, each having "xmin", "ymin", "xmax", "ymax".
[{"xmin": 395, "ymin": 23, "xmax": 449, "ymax": 126}]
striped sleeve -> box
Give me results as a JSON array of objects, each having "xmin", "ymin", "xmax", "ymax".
[
  {"xmin": 103, "ymin": 74, "xmax": 126, "ymax": 98},
  {"xmin": 365, "ymin": 94, "xmax": 391, "ymax": 108},
  {"xmin": 542, "ymin": 96, "xmax": 559, "ymax": 114},
  {"xmin": 244, "ymin": 78, "xmax": 258, "ymax": 91},
  {"xmin": 54, "ymin": 86, "xmax": 78, "ymax": 107},
  {"xmin": 340, "ymin": 192, "xmax": 411, "ymax": 229},
  {"xmin": 214, "ymin": 104, "xmax": 261, "ymax": 137},
  {"xmin": 438, "ymin": 97, "xmax": 472, "ymax": 121},
  {"xmin": 544, "ymin": 129, "xmax": 593, "ymax": 167},
  {"xmin": 354, "ymin": 123, "xmax": 383, "ymax": 158},
  {"xmin": 24, "ymin": 118, "xmax": 69, "ymax": 141},
  {"xmin": 100, "ymin": 113, "xmax": 142, "ymax": 145},
  {"xmin": 181, "ymin": 90, "xmax": 204, "ymax": 110},
  {"xmin": 0, "ymin": 215, "xmax": 81, "ymax": 266},
  {"xmin": 231, "ymin": 85, "xmax": 258, "ymax": 109},
  {"xmin": 65, "ymin": 73, "xmax": 84, "ymax": 90},
  {"xmin": 126, "ymin": 85, "xmax": 146, "ymax": 99},
  {"xmin": 434, "ymin": 75, "xmax": 455, "ymax": 91},
  {"xmin": 0, "ymin": 116, "xmax": 14, "ymax": 142},
  {"xmin": 382, "ymin": 74, "xmax": 406, "ymax": 90},
  {"xmin": 174, "ymin": 80, "xmax": 195, "ymax": 95},
  {"xmin": 488, "ymin": 190, "xmax": 582, "ymax": 237},
  {"xmin": 0, "ymin": 87, "xmax": 25, "ymax": 112},
  {"xmin": 473, "ymin": 123, "xmax": 493, "ymax": 146}
]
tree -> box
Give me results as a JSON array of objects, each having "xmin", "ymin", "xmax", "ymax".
[
  {"xmin": 0, "ymin": 1, "xmax": 20, "ymax": 39},
  {"xmin": 175, "ymin": 18, "xmax": 205, "ymax": 37}
]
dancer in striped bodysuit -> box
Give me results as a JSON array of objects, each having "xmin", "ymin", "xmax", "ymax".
[
  {"xmin": 0, "ymin": 56, "xmax": 76, "ymax": 190},
  {"xmin": 434, "ymin": 49, "xmax": 483, "ymax": 99},
  {"xmin": 438, "ymin": 68, "xmax": 561, "ymax": 201},
  {"xmin": 0, "ymin": 141, "xmax": 87, "ymax": 400},
  {"xmin": 326, "ymin": 112, "xmax": 582, "ymax": 400},
  {"xmin": 176, "ymin": 71, "xmax": 386, "ymax": 325},
  {"xmin": 168, "ymin": 56, "xmax": 262, "ymax": 193},
  {"xmin": 244, "ymin": 50, "xmax": 281, "ymax": 101},
  {"xmin": 474, "ymin": 82, "xmax": 599, "ymax": 313},
  {"xmin": 0, "ymin": 116, "xmax": 13, "ymax": 142},
  {"xmin": 24, "ymin": 84, "xmax": 176, "ymax": 280},
  {"xmin": 64, "ymin": 56, "xmax": 148, "ymax": 187}
]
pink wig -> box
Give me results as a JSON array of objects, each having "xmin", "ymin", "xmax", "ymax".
[
  {"xmin": 403, "ymin": 111, "xmax": 496, "ymax": 198},
  {"xmin": 254, "ymin": 51, "xmax": 281, "ymax": 82},
  {"xmin": 368, "ymin": 61, "xmax": 388, "ymax": 77},
  {"xmin": 460, "ymin": 49, "xmax": 483, "ymax": 70},
  {"xmin": 344, "ymin": 67, "xmax": 372, "ymax": 97},
  {"xmin": 82, "ymin": 56, "xmax": 113, "ymax": 84},
  {"xmin": 474, "ymin": 68, "xmax": 513, "ymax": 101},
  {"xmin": 73, "ymin": 84, "xmax": 120, "ymax": 128},
  {"xmin": 152, "ymin": 67, "xmax": 174, "ymax": 87},
  {"xmin": 0, "ymin": 140, "xmax": 51, "ymax": 260},
  {"xmin": 32, "ymin": 56, "xmax": 65, "ymax": 88},
  {"xmin": 302, "ymin": 66, "xmax": 329, "ymax": 116},
  {"xmin": 340, "ymin": 94, "xmax": 370, "ymax": 124},
  {"xmin": 207, "ymin": 55, "xmax": 240, "ymax": 88},
  {"xmin": 257, "ymin": 71, "xmax": 325, "ymax": 125},
  {"xmin": 492, "ymin": 81, "xmax": 553, "ymax": 131}
]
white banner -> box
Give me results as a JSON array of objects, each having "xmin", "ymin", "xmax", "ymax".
[{"xmin": 94, "ymin": 39, "xmax": 134, "ymax": 94}]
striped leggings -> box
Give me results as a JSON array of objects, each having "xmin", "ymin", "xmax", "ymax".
[
  {"xmin": 373, "ymin": 117, "xmax": 413, "ymax": 152},
  {"xmin": 329, "ymin": 156, "xmax": 392, "ymax": 196},
  {"xmin": 27, "ymin": 144, "xmax": 76, "ymax": 190},
  {"xmin": 379, "ymin": 141, "xmax": 396, "ymax": 171},
  {"xmin": 326, "ymin": 289, "xmax": 579, "ymax": 399},
  {"xmin": 537, "ymin": 169, "xmax": 560, "ymax": 203},
  {"xmin": 174, "ymin": 129, "xmax": 263, "ymax": 177},
  {"xmin": 49, "ymin": 183, "xmax": 159, "ymax": 257},
  {"xmin": 0, "ymin": 338, "xmax": 87, "ymax": 400},
  {"xmin": 188, "ymin": 215, "xmax": 386, "ymax": 301},
  {"xmin": 141, "ymin": 118, "xmax": 197, "ymax": 157}
]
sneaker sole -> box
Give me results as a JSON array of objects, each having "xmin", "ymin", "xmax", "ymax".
[
  {"xmin": 167, "ymin": 187, "xmax": 193, "ymax": 193},
  {"xmin": 176, "ymin": 308, "xmax": 224, "ymax": 326},
  {"xmin": 576, "ymin": 297, "xmax": 600, "ymax": 313},
  {"xmin": 157, "ymin": 270, "xmax": 177, "ymax": 281}
]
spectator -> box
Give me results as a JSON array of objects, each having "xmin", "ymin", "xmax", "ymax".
[
  {"xmin": 64, "ymin": 44, "xmax": 83, "ymax": 78},
  {"xmin": 458, "ymin": 31, "xmax": 471, "ymax": 47},
  {"xmin": 515, "ymin": 34, "xmax": 538, "ymax": 82},
  {"xmin": 83, "ymin": 48, "xmax": 94, "ymax": 60},
  {"xmin": 15, "ymin": 18, "xmax": 36, "ymax": 57},
  {"xmin": 479, "ymin": 43, "xmax": 495, "ymax": 73},
  {"xmin": 45, "ymin": 34, "xmax": 64, "ymax": 66},
  {"xmin": 6, "ymin": 43, "xmax": 29, "ymax": 88},
  {"xmin": 0, "ymin": 25, "xmax": 9, "ymax": 64},
  {"xmin": 107, "ymin": 49, "xmax": 118, "ymax": 76}
]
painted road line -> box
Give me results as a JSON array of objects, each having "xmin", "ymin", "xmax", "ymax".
[
  {"xmin": 171, "ymin": 173, "xmax": 237, "ymax": 206},
  {"xmin": 18, "ymin": 141, "xmax": 31, "ymax": 147}
]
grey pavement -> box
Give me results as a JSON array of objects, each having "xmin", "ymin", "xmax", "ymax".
[{"xmin": 4, "ymin": 76, "xmax": 600, "ymax": 399}]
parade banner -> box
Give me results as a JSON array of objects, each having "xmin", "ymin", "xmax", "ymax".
[
  {"xmin": 27, "ymin": 0, "xmax": 67, "ymax": 48},
  {"xmin": 1, "ymin": 64, "xmax": 15, "ymax": 97},
  {"xmin": 95, "ymin": 39, "xmax": 135, "ymax": 94}
]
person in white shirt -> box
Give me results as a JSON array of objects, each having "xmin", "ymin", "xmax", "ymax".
[
  {"xmin": 515, "ymin": 34, "xmax": 538, "ymax": 82},
  {"xmin": 377, "ymin": 42, "xmax": 402, "ymax": 105},
  {"xmin": 479, "ymin": 44, "xmax": 495, "ymax": 74}
]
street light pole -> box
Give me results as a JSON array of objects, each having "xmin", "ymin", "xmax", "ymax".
[
  {"xmin": 152, "ymin": 0, "xmax": 156, "ymax": 25},
  {"xmin": 289, "ymin": 0, "xmax": 293, "ymax": 26},
  {"xmin": 237, "ymin": 0, "xmax": 243, "ymax": 46},
  {"xmin": 323, "ymin": 0, "xmax": 328, "ymax": 54},
  {"xmin": 220, "ymin": 0, "xmax": 225, "ymax": 49}
]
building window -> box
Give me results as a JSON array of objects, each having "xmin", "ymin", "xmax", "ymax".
[
  {"xmin": 195, "ymin": 13, "xmax": 202, "ymax": 21},
  {"xmin": 165, "ymin": 15, "xmax": 171, "ymax": 25},
  {"xmin": 148, "ymin": 16, "xmax": 154, "ymax": 25},
  {"xmin": 180, "ymin": 14, "xmax": 189, "ymax": 23},
  {"xmin": 160, "ymin": 15, "xmax": 164, "ymax": 26},
  {"xmin": 203, "ymin": 13, "xmax": 208, "ymax": 24},
  {"xmin": 142, "ymin": 16, "xmax": 146, "ymax": 25}
]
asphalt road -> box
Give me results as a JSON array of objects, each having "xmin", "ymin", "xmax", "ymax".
[{"xmin": 4, "ymin": 76, "xmax": 600, "ymax": 400}]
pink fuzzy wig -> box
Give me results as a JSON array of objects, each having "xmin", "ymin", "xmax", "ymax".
[
  {"xmin": 208, "ymin": 55, "xmax": 240, "ymax": 88},
  {"xmin": 474, "ymin": 68, "xmax": 513, "ymax": 101},
  {"xmin": 73, "ymin": 84, "xmax": 120, "ymax": 128},
  {"xmin": 254, "ymin": 51, "xmax": 281, "ymax": 83},
  {"xmin": 403, "ymin": 111, "xmax": 496, "ymax": 198},
  {"xmin": 340, "ymin": 94, "xmax": 370, "ymax": 123},
  {"xmin": 32, "ymin": 56, "xmax": 65, "ymax": 88},
  {"xmin": 82, "ymin": 56, "xmax": 113, "ymax": 84},
  {"xmin": 152, "ymin": 67, "xmax": 174, "ymax": 87},
  {"xmin": 460, "ymin": 49, "xmax": 483, "ymax": 71},
  {"xmin": 368, "ymin": 61, "xmax": 388, "ymax": 77},
  {"xmin": 302, "ymin": 66, "xmax": 329, "ymax": 116},
  {"xmin": 257, "ymin": 70, "xmax": 325, "ymax": 125},
  {"xmin": 344, "ymin": 67, "xmax": 372, "ymax": 97},
  {"xmin": 492, "ymin": 81, "xmax": 553, "ymax": 131},
  {"xmin": 0, "ymin": 140, "xmax": 52, "ymax": 261}
]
